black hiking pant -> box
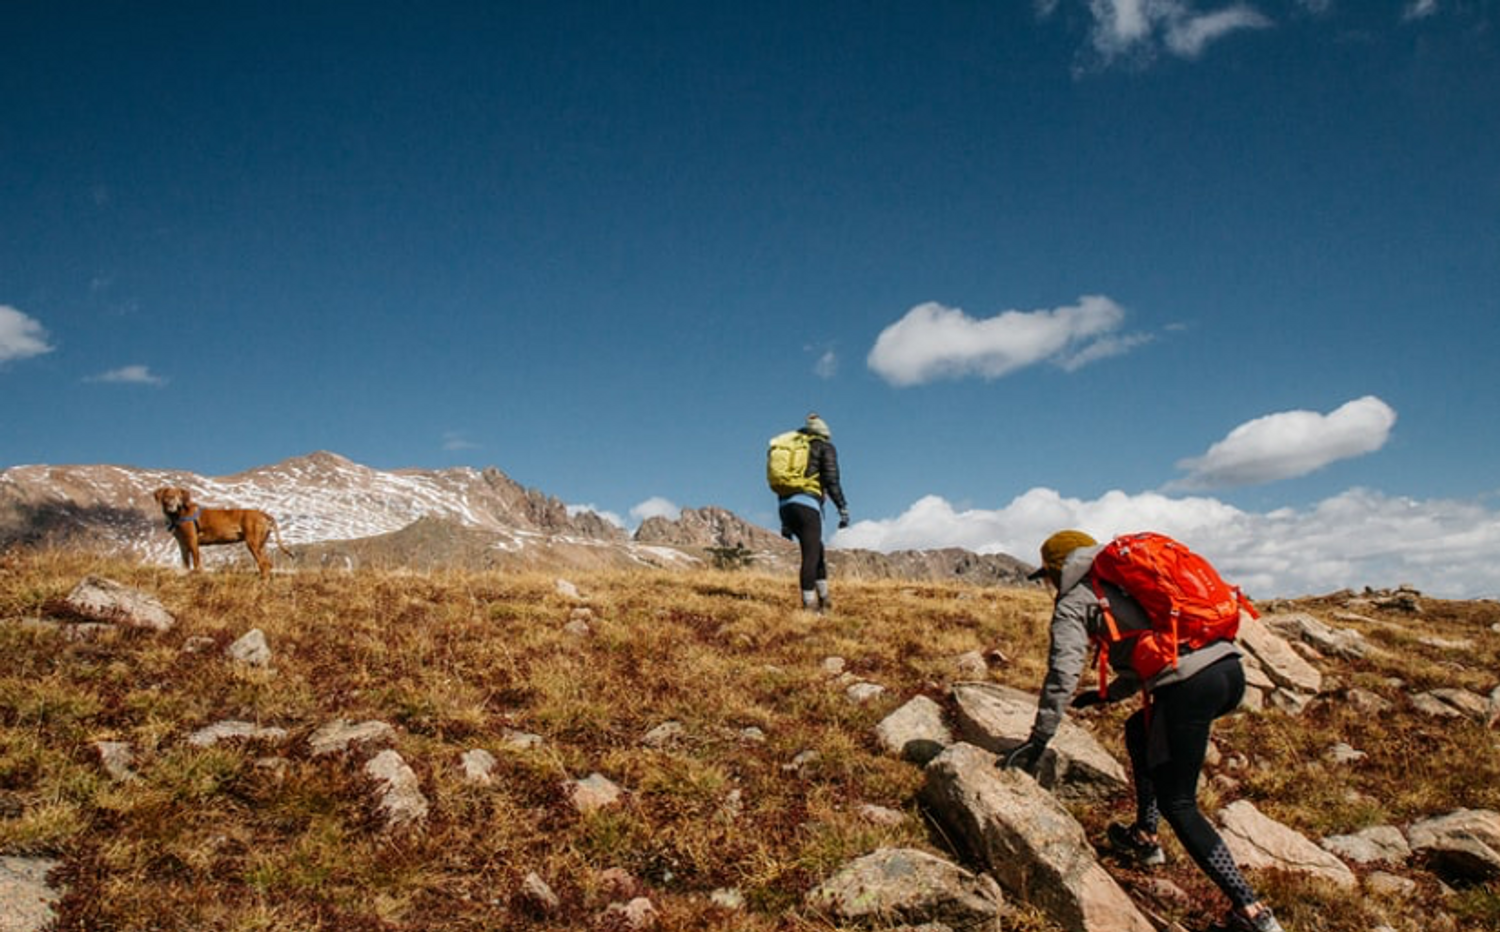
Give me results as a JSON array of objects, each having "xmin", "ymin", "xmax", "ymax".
[
  {"xmin": 1124, "ymin": 654, "xmax": 1259, "ymax": 910},
  {"xmin": 778, "ymin": 501, "xmax": 826, "ymax": 593}
]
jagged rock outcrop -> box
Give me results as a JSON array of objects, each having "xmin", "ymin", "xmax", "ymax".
[
  {"xmin": 634, "ymin": 506, "xmax": 789, "ymax": 552},
  {"xmin": 921, "ymin": 742, "xmax": 1155, "ymax": 932},
  {"xmin": 948, "ymin": 682, "xmax": 1128, "ymax": 801},
  {"xmin": 1408, "ymin": 809, "xmax": 1500, "ymax": 883},
  {"xmin": 805, "ymin": 847, "xmax": 1006, "ymax": 929},
  {"xmin": 1217, "ymin": 800, "xmax": 1358, "ymax": 890}
]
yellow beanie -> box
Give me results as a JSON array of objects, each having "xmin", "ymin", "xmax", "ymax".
[{"xmin": 1029, "ymin": 530, "xmax": 1098, "ymax": 582}]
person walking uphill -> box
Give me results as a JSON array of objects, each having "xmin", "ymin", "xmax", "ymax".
[
  {"xmin": 766, "ymin": 413, "xmax": 849, "ymax": 613},
  {"xmin": 1001, "ymin": 530, "xmax": 1285, "ymax": 932}
]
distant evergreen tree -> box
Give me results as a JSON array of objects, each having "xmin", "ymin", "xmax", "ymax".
[{"xmin": 707, "ymin": 544, "xmax": 754, "ymax": 571}]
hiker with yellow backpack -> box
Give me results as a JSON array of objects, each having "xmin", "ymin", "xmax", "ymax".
[
  {"xmin": 766, "ymin": 413, "xmax": 849, "ymax": 613},
  {"xmin": 1001, "ymin": 530, "xmax": 1285, "ymax": 932}
]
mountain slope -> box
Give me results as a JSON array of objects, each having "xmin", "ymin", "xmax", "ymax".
[{"xmin": 0, "ymin": 452, "xmax": 1035, "ymax": 584}]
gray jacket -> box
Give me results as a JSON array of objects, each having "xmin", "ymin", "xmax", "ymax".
[{"xmin": 1028, "ymin": 544, "xmax": 1241, "ymax": 744}]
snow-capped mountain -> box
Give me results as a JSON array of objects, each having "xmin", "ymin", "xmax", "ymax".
[
  {"xmin": 0, "ymin": 451, "xmax": 644, "ymax": 570},
  {"xmin": 0, "ymin": 451, "xmax": 1034, "ymax": 583}
]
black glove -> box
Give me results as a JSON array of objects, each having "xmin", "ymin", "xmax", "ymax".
[
  {"xmin": 780, "ymin": 525, "xmax": 794, "ymax": 540},
  {"xmin": 1071, "ymin": 691, "xmax": 1106, "ymax": 710},
  {"xmin": 998, "ymin": 738, "xmax": 1046, "ymax": 774},
  {"xmin": 838, "ymin": 509, "xmax": 850, "ymax": 529}
]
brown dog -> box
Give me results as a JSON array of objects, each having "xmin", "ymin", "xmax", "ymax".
[{"xmin": 153, "ymin": 487, "xmax": 294, "ymax": 579}]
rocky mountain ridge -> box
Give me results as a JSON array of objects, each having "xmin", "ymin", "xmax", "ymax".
[{"xmin": 0, "ymin": 452, "xmax": 1036, "ymax": 584}]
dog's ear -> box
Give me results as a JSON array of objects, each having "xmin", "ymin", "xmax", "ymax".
[
  {"xmin": 153, "ymin": 488, "xmax": 168, "ymax": 506},
  {"xmin": 180, "ymin": 489, "xmax": 195, "ymax": 509}
]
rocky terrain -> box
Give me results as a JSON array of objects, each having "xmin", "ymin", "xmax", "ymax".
[{"xmin": 0, "ymin": 451, "xmax": 1036, "ymax": 585}]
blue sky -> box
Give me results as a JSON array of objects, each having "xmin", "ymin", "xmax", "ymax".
[{"xmin": 4, "ymin": 1, "xmax": 1498, "ymax": 597}]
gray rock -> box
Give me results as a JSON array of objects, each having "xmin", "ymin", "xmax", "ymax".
[
  {"xmin": 308, "ymin": 719, "xmax": 397, "ymax": 756},
  {"xmin": 949, "ymin": 682, "xmax": 1128, "ymax": 801},
  {"xmin": 1236, "ymin": 614, "xmax": 1322, "ymax": 695},
  {"xmin": 1423, "ymin": 688, "xmax": 1492, "ymax": 723},
  {"xmin": 1347, "ymin": 688, "xmax": 1394, "ymax": 715},
  {"xmin": 1366, "ymin": 871, "xmax": 1417, "ymax": 898},
  {"xmin": 876, "ymin": 695, "xmax": 953, "ymax": 765},
  {"xmin": 520, "ymin": 872, "xmax": 560, "ymax": 913},
  {"xmin": 600, "ymin": 896, "xmax": 657, "ymax": 930},
  {"xmin": 226, "ymin": 628, "xmax": 271, "ymax": 667},
  {"xmin": 1324, "ymin": 743, "xmax": 1367, "ymax": 765},
  {"xmin": 1321, "ymin": 825, "xmax": 1411, "ymax": 865},
  {"xmin": 1217, "ymin": 800, "xmax": 1357, "ymax": 889},
  {"xmin": 63, "ymin": 576, "xmax": 175, "ymax": 631},
  {"xmin": 847, "ymin": 681, "xmax": 887, "ymax": 703},
  {"xmin": 1408, "ymin": 809, "xmax": 1500, "ymax": 883},
  {"xmin": 364, "ymin": 749, "xmax": 429, "ymax": 830},
  {"xmin": 1410, "ymin": 692, "xmax": 1465, "ymax": 719},
  {"xmin": 566, "ymin": 772, "xmax": 624, "ymax": 813},
  {"xmin": 641, "ymin": 721, "xmax": 685, "ymax": 748},
  {"xmin": 921, "ymin": 742, "xmax": 1154, "ymax": 932},
  {"xmin": 0, "ymin": 856, "xmax": 62, "ymax": 932},
  {"xmin": 461, "ymin": 748, "xmax": 497, "ymax": 784},
  {"xmin": 94, "ymin": 740, "xmax": 139, "ymax": 782},
  {"xmin": 500, "ymin": 728, "xmax": 544, "ymax": 750},
  {"xmin": 187, "ymin": 720, "xmax": 289, "ymax": 748},
  {"xmin": 805, "ymin": 847, "xmax": 1005, "ymax": 930},
  {"xmin": 1263, "ymin": 611, "xmax": 1370, "ymax": 660}
]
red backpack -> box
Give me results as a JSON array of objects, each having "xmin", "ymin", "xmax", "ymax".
[{"xmin": 1088, "ymin": 532, "xmax": 1256, "ymax": 695}]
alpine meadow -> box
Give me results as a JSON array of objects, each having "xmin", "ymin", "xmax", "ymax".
[{"xmin": 1, "ymin": 547, "xmax": 1497, "ymax": 930}]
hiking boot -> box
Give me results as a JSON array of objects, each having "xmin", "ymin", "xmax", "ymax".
[
  {"xmin": 1107, "ymin": 822, "xmax": 1165, "ymax": 867},
  {"xmin": 1220, "ymin": 904, "xmax": 1285, "ymax": 932}
]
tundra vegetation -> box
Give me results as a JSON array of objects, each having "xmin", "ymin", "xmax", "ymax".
[{"xmin": 1, "ymin": 549, "xmax": 1497, "ymax": 930}]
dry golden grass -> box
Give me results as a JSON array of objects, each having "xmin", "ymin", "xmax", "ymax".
[{"xmin": 0, "ymin": 549, "xmax": 1497, "ymax": 931}]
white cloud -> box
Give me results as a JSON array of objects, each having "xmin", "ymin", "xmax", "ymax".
[
  {"xmin": 1171, "ymin": 395, "xmax": 1396, "ymax": 490},
  {"xmin": 0, "ymin": 306, "xmax": 55, "ymax": 364},
  {"xmin": 630, "ymin": 496, "xmax": 681, "ymax": 524},
  {"xmin": 1047, "ymin": 1, "xmax": 1273, "ymax": 66},
  {"xmin": 86, "ymin": 364, "xmax": 166, "ymax": 386},
  {"xmin": 835, "ymin": 485, "xmax": 1500, "ymax": 599},
  {"xmin": 442, "ymin": 431, "xmax": 479, "ymax": 451},
  {"xmin": 814, "ymin": 350, "xmax": 838, "ymax": 379},
  {"xmin": 1165, "ymin": 6, "xmax": 1274, "ymax": 58},
  {"xmin": 867, "ymin": 295, "xmax": 1142, "ymax": 386},
  {"xmin": 1403, "ymin": 0, "xmax": 1438, "ymax": 21}
]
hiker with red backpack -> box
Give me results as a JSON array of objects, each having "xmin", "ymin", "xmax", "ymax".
[
  {"xmin": 1000, "ymin": 530, "xmax": 1285, "ymax": 932},
  {"xmin": 767, "ymin": 413, "xmax": 849, "ymax": 613}
]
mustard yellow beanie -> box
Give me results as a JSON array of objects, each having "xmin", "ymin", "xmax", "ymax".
[{"xmin": 1028, "ymin": 529, "xmax": 1098, "ymax": 582}]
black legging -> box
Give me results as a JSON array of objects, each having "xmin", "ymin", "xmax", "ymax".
[
  {"xmin": 779, "ymin": 501, "xmax": 826, "ymax": 593},
  {"xmin": 1124, "ymin": 655, "xmax": 1258, "ymax": 910}
]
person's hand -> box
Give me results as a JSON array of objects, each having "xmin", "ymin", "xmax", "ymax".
[
  {"xmin": 1071, "ymin": 691, "xmax": 1106, "ymax": 710},
  {"xmin": 998, "ymin": 739, "xmax": 1046, "ymax": 774},
  {"xmin": 780, "ymin": 525, "xmax": 794, "ymax": 540},
  {"xmin": 838, "ymin": 509, "xmax": 851, "ymax": 529}
]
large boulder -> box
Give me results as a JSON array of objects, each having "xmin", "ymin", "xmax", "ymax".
[
  {"xmin": 921, "ymin": 742, "xmax": 1155, "ymax": 932},
  {"xmin": 1217, "ymin": 801, "xmax": 1356, "ymax": 890},
  {"xmin": 805, "ymin": 847, "xmax": 1006, "ymax": 929},
  {"xmin": 62, "ymin": 576, "xmax": 175, "ymax": 632},
  {"xmin": 1408, "ymin": 809, "xmax": 1500, "ymax": 884},
  {"xmin": 876, "ymin": 695, "xmax": 953, "ymax": 765},
  {"xmin": 949, "ymin": 682, "xmax": 1127, "ymax": 801},
  {"xmin": 1235, "ymin": 615, "xmax": 1322, "ymax": 696}
]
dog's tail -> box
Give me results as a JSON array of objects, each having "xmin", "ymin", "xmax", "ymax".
[{"xmin": 269, "ymin": 516, "xmax": 297, "ymax": 559}]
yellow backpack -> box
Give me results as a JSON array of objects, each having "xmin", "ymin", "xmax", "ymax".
[{"xmin": 766, "ymin": 431, "xmax": 821, "ymax": 497}]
